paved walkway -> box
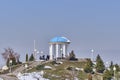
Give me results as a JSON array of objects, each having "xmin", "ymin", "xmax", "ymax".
[
  {"xmin": 13, "ymin": 61, "xmax": 42, "ymax": 75},
  {"xmin": 0, "ymin": 61, "xmax": 50, "ymax": 80},
  {"xmin": 0, "ymin": 74, "xmax": 18, "ymax": 80}
]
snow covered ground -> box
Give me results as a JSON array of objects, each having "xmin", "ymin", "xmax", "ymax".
[
  {"xmin": 0, "ymin": 78, "xmax": 3, "ymax": 80},
  {"xmin": 17, "ymin": 71, "xmax": 49, "ymax": 80}
]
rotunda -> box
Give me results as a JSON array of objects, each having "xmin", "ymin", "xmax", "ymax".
[{"xmin": 49, "ymin": 37, "xmax": 70, "ymax": 60}]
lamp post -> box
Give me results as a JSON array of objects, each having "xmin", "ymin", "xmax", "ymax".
[
  {"xmin": 91, "ymin": 49, "xmax": 94, "ymax": 62},
  {"xmin": 9, "ymin": 60, "xmax": 12, "ymax": 73},
  {"xmin": 24, "ymin": 64, "xmax": 28, "ymax": 80},
  {"xmin": 34, "ymin": 49, "xmax": 40, "ymax": 61},
  {"xmin": 41, "ymin": 51, "xmax": 43, "ymax": 56},
  {"xmin": 25, "ymin": 64, "xmax": 28, "ymax": 72},
  {"xmin": 34, "ymin": 49, "xmax": 37, "ymax": 60},
  {"xmin": 105, "ymin": 62, "xmax": 109, "ymax": 68},
  {"xmin": 40, "ymin": 51, "xmax": 44, "ymax": 60},
  {"xmin": 33, "ymin": 40, "xmax": 40, "ymax": 61},
  {"xmin": 41, "ymin": 70, "xmax": 44, "ymax": 78},
  {"xmin": 113, "ymin": 66, "xmax": 116, "ymax": 80}
]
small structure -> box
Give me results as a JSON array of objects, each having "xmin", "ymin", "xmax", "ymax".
[{"xmin": 49, "ymin": 36, "xmax": 70, "ymax": 60}]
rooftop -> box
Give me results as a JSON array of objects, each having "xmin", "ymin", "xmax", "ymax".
[{"xmin": 50, "ymin": 36, "xmax": 70, "ymax": 43}]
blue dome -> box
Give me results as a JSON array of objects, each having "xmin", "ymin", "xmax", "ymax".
[{"xmin": 50, "ymin": 37, "xmax": 70, "ymax": 43}]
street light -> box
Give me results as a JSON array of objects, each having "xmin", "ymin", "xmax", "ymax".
[
  {"xmin": 25, "ymin": 64, "xmax": 28, "ymax": 68},
  {"xmin": 41, "ymin": 70, "xmax": 44, "ymax": 78},
  {"xmin": 105, "ymin": 62, "xmax": 109, "ymax": 68},
  {"xmin": 113, "ymin": 66, "xmax": 116, "ymax": 80},
  {"xmin": 33, "ymin": 40, "xmax": 40, "ymax": 61},
  {"xmin": 34, "ymin": 49, "xmax": 40, "ymax": 61},
  {"xmin": 25, "ymin": 64, "xmax": 28, "ymax": 73},
  {"xmin": 37, "ymin": 51, "xmax": 39, "ymax": 54},
  {"xmin": 9, "ymin": 60, "xmax": 12, "ymax": 73},
  {"xmin": 91, "ymin": 49, "xmax": 94, "ymax": 62},
  {"xmin": 40, "ymin": 51, "xmax": 43, "ymax": 56},
  {"xmin": 40, "ymin": 51, "xmax": 44, "ymax": 60},
  {"xmin": 24, "ymin": 64, "xmax": 28, "ymax": 80}
]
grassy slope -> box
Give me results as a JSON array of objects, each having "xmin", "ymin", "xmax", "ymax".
[{"xmin": 28, "ymin": 60, "xmax": 88, "ymax": 80}]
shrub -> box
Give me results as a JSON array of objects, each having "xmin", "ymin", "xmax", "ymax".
[
  {"xmin": 29, "ymin": 54, "xmax": 35, "ymax": 61},
  {"xmin": 69, "ymin": 50, "xmax": 78, "ymax": 61},
  {"xmin": 67, "ymin": 66, "xmax": 73, "ymax": 70},
  {"xmin": 36, "ymin": 65, "xmax": 45, "ymax": 70},
  {"xmin": 51, "ymin": 61, "xmax": 56, "ymax": 65}
]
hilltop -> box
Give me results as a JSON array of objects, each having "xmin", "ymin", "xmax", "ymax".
[{"xmin": 27, "ymin": 60, "xmax": 87, "ymax": 80}]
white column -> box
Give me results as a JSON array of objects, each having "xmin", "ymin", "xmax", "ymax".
[
  {"xmin": 56, "ymin": 44, "xmax": 59, "ymax": 59},
  {"xmin": 63, "ymin": 44, "xmax": 66, "ymax": 58},
  {"xmin": 60, "ymin": 44, "xmax": 63, "ymax": 58},
  {"xmin": 49, "ymin": 44, "xmax": 53, "ymax": 60},
  {"xmin": 66, "ymin": 44, "xmax": 68, "ymax": 56}
]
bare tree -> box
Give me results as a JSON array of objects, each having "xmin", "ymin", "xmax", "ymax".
[
  {"xmin": 14, "ymin": 52, "xmax": 20, "ymax": 62},
  {"xmin": 2, "ymin": 48, "xmax": 20, "ymax": 65}
]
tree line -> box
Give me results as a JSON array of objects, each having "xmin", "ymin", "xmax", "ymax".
[{"xmin": 83, "ymin": 54, "xmax": 120, "ymax": 80}]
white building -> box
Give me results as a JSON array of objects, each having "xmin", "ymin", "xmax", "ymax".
[{"xmin": 49, "ymin": 37, "xmax": 70, "ymax": 60}]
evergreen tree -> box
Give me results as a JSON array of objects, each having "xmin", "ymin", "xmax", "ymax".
[
  {"xmin": 29, "ymin": 54, "xmax": 35, "ymax": 61},
  {"xmin": 84, "ymin": 59, "xmax": 93, "ymax": 73},
  {"xmin": 69, "ymin": 50, "xmax": 75, "ymax": 59},
  {"xmin": 69, "ymin": 50, "xmax": 78, "ymax": 60},
  {"xmin": 103, "ymin": 69, "xmax": 112, "ymax": 80},
  {"xmin": 109, "ymin": 62, "xmax": 120, "ymax": 77},
  {"xmin": 109, "ymin": 61, "xmax": 114, "ymax": 70},
  {"xmin": 26, "ymin": 53, "xmax": 28, "ymax": 62},
  {"xmin": 96, "ymin": 54, "xmax": 105, "ymax": 73},
  {"xmin": 109, "ymin": 61, "xmax": 114, "ymax": 76},
  {"xmin": 114, "ymin": 64, "xmax": 120, "ymax": 72}
]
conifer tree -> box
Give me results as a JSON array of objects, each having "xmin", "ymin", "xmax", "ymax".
[
  {"xmin": 109, "ymin": 61, "xmax": 114, "ymax": 76},
  {"xmin": 84, "ymin": 59, "xmax": 93, "ymax": 73},
  {"xmin": 96, "ymin": 54, "xmax": 105, "ymax": 73},
  {"xmin": 69, "ymin": 50, "xmax": 78, "ymax": 60},
  {"xmin": 103, "ymin": 69, "xmax": 112, "ymax": 80},
  {"xmin": 69, "ymin": 50, "xmax": 75, "ymax": 59},
  {"xmin": 26, "ymin": 53, "xmax": 28, "ymax": 62},
  {"xmin": 114, "ymin": 64, "xmax": 120, "ymax": 72},
  {"xmin": 29, "ymin": 53, "xmax": 34, "ymax": 61}
]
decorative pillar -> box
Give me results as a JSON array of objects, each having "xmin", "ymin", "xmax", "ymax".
[
  {"xmin": 60, "ymin": 44, "xmax": 63, "ymax": 58},
  {"xmin": 63, "ymin": 44, "xmax": 66, "ymax": 57},
  {"xmin": 66, "ymin": 44, "xmax": 68, "ymax": 56},
  {"xmin": 56, "ymin": 44, "xmax": 59, "ymax": 59},
  {"xmin": 49, "ymin": 44, "xmax": 53, "ymax": 60}
]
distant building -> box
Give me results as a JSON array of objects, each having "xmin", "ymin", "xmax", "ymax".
[{"xmin": 49, "ymin": 37, "xmax": 70, "ymax": 60}]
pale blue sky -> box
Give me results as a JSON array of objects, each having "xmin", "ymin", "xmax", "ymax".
[{"xmin": 0, "ymin": 0, "xmax": 120, "ymax": 66}]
